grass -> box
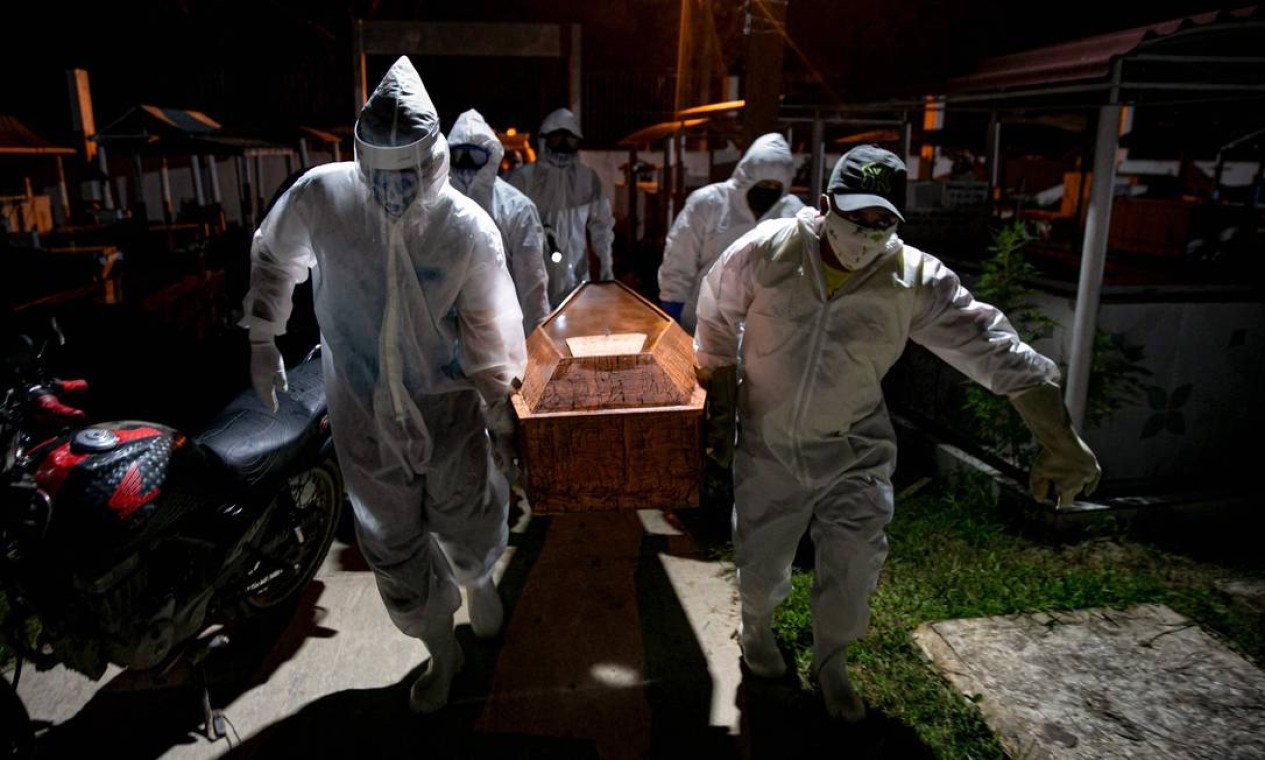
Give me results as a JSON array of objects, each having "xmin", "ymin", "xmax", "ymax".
[{"xmin": 770, "ymin": 470, "xmax": 1264, "ymax": 759}]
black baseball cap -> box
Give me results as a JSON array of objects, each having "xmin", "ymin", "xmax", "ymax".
[{"xmin": 826, "ymin": 144, "xmax": 907, "ymax": 221}]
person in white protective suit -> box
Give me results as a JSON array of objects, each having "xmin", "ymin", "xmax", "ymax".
[
  {"xmin": 694, "ymin": 144, "xmax": 1101, "ymax": 722},
  {"xmin": 657, "ymin": 132, "xmax": 804, "ymax": 334},
  {"xmin": 507, "ymin": 107, "xmax": 616, "ymax": 308},
  {"xmin": 240, "ymin": 57, "xmax": 526, "ymax": 714},
  {"xmin": 448, "ymin": 108, "xmax": 551, "ymax": 335}
]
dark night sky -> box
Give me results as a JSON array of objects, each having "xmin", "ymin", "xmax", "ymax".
[{"xmin": 1, "ymin": 0, "xmax": 1241, "ymax": 147}]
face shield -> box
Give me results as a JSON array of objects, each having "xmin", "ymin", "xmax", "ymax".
[{"xmin": 353, "ymin": 56, "xmax": 446, "ymax": 219}]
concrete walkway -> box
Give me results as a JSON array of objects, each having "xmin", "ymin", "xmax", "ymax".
[{"xmin": 15, "ymin": 503, "xmax": 889, "ymax": 758}]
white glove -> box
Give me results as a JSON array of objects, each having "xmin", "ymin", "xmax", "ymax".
[
  {"xmin": 599, "ymin": 266, "xmax": 615, "ymax": 281},
  {"xmin": 250, "ymin": 338, "xmax": 287, "ymax": 413},
  {"xmin": 1010, "ymin": 381, "xmax": 1102, "ymax": 508},
  {"xmin": 485, "ymin": 397, "xmax": 518, "ymax": 490}
]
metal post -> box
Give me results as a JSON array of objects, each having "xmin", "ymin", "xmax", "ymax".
[
  {"xmin": 627, "ymin": 147, "xmax": 638, "ymax": 251},
  {"xmin": 568, "ymin": 23, "xmax": 582, "ymax": 121},
  {"xmin": 254, "ymin": 154, "xmax": 266, "ymax": 217},
  {"xmin": 159, "ymin": 157, "xmax": 173, "ymax": 224},
  {"xmin": 809, "ymin": 114, "xmax": 825, "ymax": 197},
  {"xmin": 22, "ymin": 177, "xmax": 35, "ymax": 232},
  {"xmin": 1066, "ymin": 62, "xmax": 1123, "ymax": 430},
  {"xmin": 131, "ymin": 154, "xmax": 146, "ymax": 218},
  {"xmin": 298, "ymin": 138, "xmax": 311, "ymax": 171},
  {"xmin": 191, "ymin": 155, "xmax": 206, "ymax": 205},
  {"xmin": 114, "ymin": 176, "xmax": 128, "ymax": 212},
  {"xmin": 207, "ymin": 157, "xmax": 222, "ymax": 203},
  {"xmin": 333, "ymin": 142, "xmax": 343, "ymax": 163},
  {"xmin": 98, "ymin": 145, "xmax": 115, "ymax": 210},
  {"xmin": 673, "ymin": 124, "xmax": 685, "ymax": 219},
  {"xmin": 55, "ymin": 156, "xmax": 71, "ymax": 224},
  {"xmin": 352, "ymin": 19, "xmax": 367, "ymax": 117},
  {"xmin": 237, "ymin": 155, "xmax": 253, "ymax": 229},
  {"xmin": 987, "ymin": 113, "xmax": 1002, "ymax": 201},
  {"xmin": 901, "ymin": 113, "xmax": 912, "ymax": 165}
]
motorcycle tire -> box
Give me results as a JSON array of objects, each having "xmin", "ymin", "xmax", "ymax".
[{"xmin": 233, "ymin": 457, "xmax": 344, "ymax": 616}]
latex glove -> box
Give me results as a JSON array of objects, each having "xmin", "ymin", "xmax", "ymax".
[
  {"xmin": 250, "ymin": 338, "xmax": 287, "ymax": 413},
  {"xmin": 486, "ymin": 397, "xmax": 519, "ymax": 490},
  {"xmin": 697, "ymin": 365, "xmax": 738, "ymax": 469},
  {"xmin": 1010, "ymin": 381, "xmax": 1102, "ymax": 508},
  {"xmin": 660, "ymin": 301, "xmax": 685, "ymax": 325}
]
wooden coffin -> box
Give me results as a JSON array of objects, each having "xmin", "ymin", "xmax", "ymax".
[{"xmin": 511, "ymin": 281, "xmax": 706, "ymax": 514}]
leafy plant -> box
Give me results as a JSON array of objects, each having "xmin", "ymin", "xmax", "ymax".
[{"xmin": 963, "ymin": 220, "xmax": 1147, "ymax": 466}]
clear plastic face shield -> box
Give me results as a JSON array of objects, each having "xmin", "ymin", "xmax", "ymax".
[{"xmin": 354, "ymin": 121, "xmax": 447, "ymax": 221}]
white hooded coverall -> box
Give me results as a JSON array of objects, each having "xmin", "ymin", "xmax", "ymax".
[
  {"xmin": 507, "ymin": 108, "xmax": 616, "ymax": 308},
  {"xmin": 658, "ymin": 132, "xmax": 805, "ymax": 334},
  {"xmin": 240, "ymin": 58, "xmax": 527, "ymax": 637},
  {"xmin": 694, "ymin": 207, "xmax": 1059, "ymax": 674},
  {"xmin": 448, "ymin": 109, "xmax": 551, "ymax": 335}
]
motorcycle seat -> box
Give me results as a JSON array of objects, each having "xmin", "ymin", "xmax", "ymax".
[{"xmin": 195, "ymin": 356, "xmax": 327, "ymax": 488}]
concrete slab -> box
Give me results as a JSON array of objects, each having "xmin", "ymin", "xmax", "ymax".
[{"xmin": 913, "ymin": 604, "xmax": 1265, "ymax": 760}]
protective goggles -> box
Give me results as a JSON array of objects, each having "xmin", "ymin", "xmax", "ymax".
[
  {"xmin": 450, "ymin": 144, "xmax": 492, "ymax": 170},
  {"xmin": 544, "ymin": 132, "xmax": 582, "ymax": 152}
]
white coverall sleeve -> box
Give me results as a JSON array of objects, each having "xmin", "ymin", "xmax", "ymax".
[
  {"xmin": 506, "ymin": 201, "xmax": 551, "ymax": 331},
  {"xmin": 693, "ymin": 238, "xmax": 756, "ymax": 370},
  {"xmin": 239, "ymin": 180, "xmax": 317, "ymax": 338},
  {"xmin": 458, "ymin": 226, "xmax": 529, "ymax": 404},
  {"xmin": 909, "ymin": 256, "xmax": 1059, "ymax": 396},
  {"xmin": 657, "ymin": 192, "xmax": 707, "ymax": 304},
  {"xmin": 587, "ymin": 190, "xmax": 616, "ymax": 280}
]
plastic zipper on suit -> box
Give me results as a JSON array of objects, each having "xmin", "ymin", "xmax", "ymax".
[
  {"xmin": 788, "ymin": 229, "xmax": 831, "ymax": 483},
  {"xmin": 383, "ymin": 222, "xmax": 408, "ymax": 423}
]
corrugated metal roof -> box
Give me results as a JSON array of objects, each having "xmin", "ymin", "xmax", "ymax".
[
  {"xmin": 948, "ymin": 5, "xmax": 1262, "ymax": 96},
  {"xmin": 96, "ymin": 105, "xmax": 223, "ymax": 142},
  {"xmin": 0, "ymin": 114, "xmax": 76, "ymax": 156}
]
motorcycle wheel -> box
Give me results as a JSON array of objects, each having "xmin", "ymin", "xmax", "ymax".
[{"xmin": 236, "ymin": 458, "xmax": 343, "ymax": 613}]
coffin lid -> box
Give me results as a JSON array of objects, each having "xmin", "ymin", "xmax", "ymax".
[{"xmin": 513, "ymin": 282, "xmax": 705, "ymax": 417}]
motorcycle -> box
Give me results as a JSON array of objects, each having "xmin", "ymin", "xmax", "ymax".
[{"xmin": 0, "ymin": 322, "xmax": 344, "ymax": 753}]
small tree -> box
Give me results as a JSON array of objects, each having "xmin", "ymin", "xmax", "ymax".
[{"xmin": 963, "ymin": 220, "xmax": 1148, "ymax": 467}]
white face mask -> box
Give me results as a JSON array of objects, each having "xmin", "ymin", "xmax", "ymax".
[{"xmin": 823, "ymin": 211, "xmax": 898, "ymax": 271}]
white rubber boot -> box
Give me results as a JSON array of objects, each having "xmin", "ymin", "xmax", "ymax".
[
  {"xmin": 818, "ymin": 649, "xmax": 866, "ymax": 723},
  {"xmin": 409, "ymin": 614, "xmax": 463, "ymax": 714},
  {"xmin": 465, "ymin": 577, "xmax": 504, "ymax": 640},
  {"xmin": 739, "ymin": 613, "xmax": 787, "ymax": 678}
]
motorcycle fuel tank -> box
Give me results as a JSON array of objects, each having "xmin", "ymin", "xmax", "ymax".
[{"xmin": 28, "ymin": 421, "xmax": 203, "ymax": 545}]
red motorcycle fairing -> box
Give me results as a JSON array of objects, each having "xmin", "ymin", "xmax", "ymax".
[{"xmin": 30, "ymin": 422, "xmax": 193, "ymax": 530}]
